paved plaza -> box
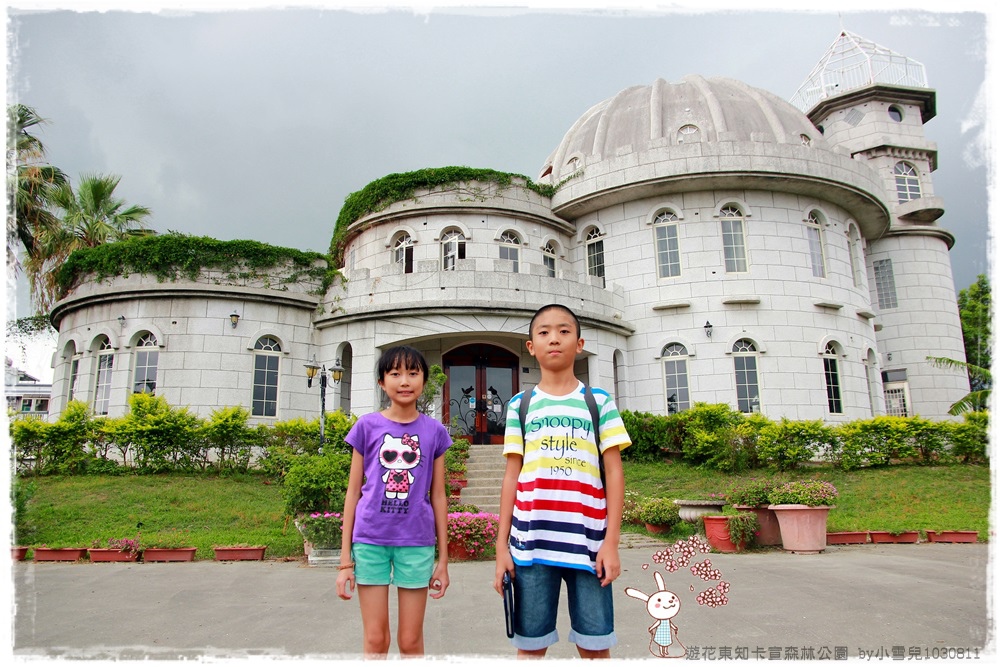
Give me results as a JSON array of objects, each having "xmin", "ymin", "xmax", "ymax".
[{"xmin": 10, "ymin": 539, "xmax": 993, "ymax": 662}]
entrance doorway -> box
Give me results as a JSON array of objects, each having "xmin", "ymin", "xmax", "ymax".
[{"xmin": 444, "ymin": 344, "xmax": 519, "ymax": 444}]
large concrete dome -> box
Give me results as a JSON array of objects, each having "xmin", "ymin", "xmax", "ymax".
[{"xmin": 542, "ymin": 75, "xmax": 889, "ymax": 233}]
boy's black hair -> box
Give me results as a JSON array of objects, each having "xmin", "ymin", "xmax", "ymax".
[
  {"xmin": 376, "ymin": 345, "xmax": 429, "ymax": 381},
  {"xmin": 529, "ymin": 303, "xmax": 581, "ymax": 339}
]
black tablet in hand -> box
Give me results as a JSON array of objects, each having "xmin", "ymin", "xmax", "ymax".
[{"xmin": 502, "ymin": 571, "xmax": 515, "ymax": 638}]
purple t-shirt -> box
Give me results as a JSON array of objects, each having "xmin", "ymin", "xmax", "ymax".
[{"xmin": 345, "ymin": 412, "xmax": 452, "ymax": 547}]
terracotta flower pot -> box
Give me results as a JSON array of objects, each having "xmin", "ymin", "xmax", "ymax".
[
  {"xmin": 703, "ymin": 515, "xmax": 744, "ymax": 553},
  {"xmin": 926, "ymin": 530, "xmax": 978, "ymax": 543},
  {"xmin": 32, "ymin": 547, "xmax": 88, "ymax": 562},
  {"xmin": 644, "ymin": 522, "xmax": 671, "ymax": 535},
  {"xmin": 88, "ymin": 548, "xmax": 139, "ymax": 562},
  {"xmin": 447, "ymin": 540, "xmax": 475, "ymax": 561},
  {"xmin": 732, "ymin": 504, "xmax": 781, "ymax": 546},
  {"xmin": 143, "ymin": 547, "xmax": 197, "ymax": 562},
  {"xmin": 213, "ymin": 546, "xmax": 266, "ymax": 561},
  {"xmin": 826, "ymin": 531, "xmax": 869, "ymax": 545},
  {"xmin": 11, "ymin": 546, "xmax": 28, "ymax": 561},
  {"xmin": 869, "ymin": 531, "xmax": 919, "ymax": 544},
  {"xmin": 769, "ymin": 504, "xmax": 832, "ymax": 554}
]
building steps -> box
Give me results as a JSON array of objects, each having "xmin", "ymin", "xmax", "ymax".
[{"xmin": 457, "ymin": 445, "xmax": 505, "ymax": 514}]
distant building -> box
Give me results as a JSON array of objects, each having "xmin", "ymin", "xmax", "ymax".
[
  {"xmin": 45, "ymin": 32, "xmax": 968, "ymax": 439},
  {"xmin": 5, "ymin": 357, "xmax": 52, "ymax": 418}
]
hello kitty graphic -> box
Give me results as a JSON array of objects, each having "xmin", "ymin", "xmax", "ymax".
[
  {"xmin": 379, "ymin": 433, "xmax": 421, "ymax": 499},
  {"xmin": 625, "ymin": 571, "xmax": 687, "ymax": 658}
]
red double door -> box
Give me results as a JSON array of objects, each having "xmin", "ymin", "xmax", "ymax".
[{"xmin": 443, "ymin": 344, "xmax": 518, "ymax": 445}]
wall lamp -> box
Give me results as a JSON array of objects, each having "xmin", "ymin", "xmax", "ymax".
[
  {"xmin": 117, "ymin": 315, "xmax": 126, "ymax": 329},
  {"xmin": 704, "ymin": 321, "xmax": 713, "ymax": 339},
  {"xmin": 230, "ymin": 311, "xmax": 240, "ymax": 328}
]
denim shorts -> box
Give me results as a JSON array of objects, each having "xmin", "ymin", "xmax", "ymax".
[
  {"xmin": 352, "ymin": 543, "xmax": 435, "ymax": 588},
  {"xmin": 511, "ymin": 562, "xmax": 617, "ymax": 651}
]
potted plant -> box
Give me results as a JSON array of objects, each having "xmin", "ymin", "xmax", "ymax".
[
  {"xmin": 623, "ymin": 490, "xmax": 644, "ymax": 526},
  {"xmin": 296, "ymin": 511, "xmax": 344, "ymax": 566},
  {"xmin": 767, "ymin": 480, "xmax": 838, "ymax": 554},
  {"xmin": 11, "ymin": 478, "xmax": 37, "ymax": 561},
  {"xmin": 672, "ymin": 494, "xmax": 727, "ymax": 524},
  {"xmin": 446, "ymin": 511, "xmax": 499, "ymax": 561},
  {"xmin": 926, "ymin": 530, "xmax": 979, "ymax": 543},
  {"xmin": 725, "ymin": 479, "xmax": 780, "ymax": 546},
  {"xmin": 826, "ymin": 531, "xmax": 869, "ymax": 545},
  {"xmin": 640, "ymin": 498, "xmax": 682, "ymax": 534},
  {"xmin": 703, "ymin": 511, "xmax": 758, "ymax": 553},
  {"xmin": 869, "ymin": 530, "xmax": 920, "ymax": 544},
  {"xmin": 32, "ymin": 544, "xmax": 89, "ymax": 562},
  {"xmin": 213, "ymin": 544, "xmax": 267, "ymax": 561},
  {"xmin": 143, "ymin": 543, "xmax": 198, "ymax": 562},
  {"xmin": 88, "ymin": 534, "xmax": 142, "ymax": 562}
]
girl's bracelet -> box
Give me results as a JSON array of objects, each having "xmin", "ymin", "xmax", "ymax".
[{"xmin": 337, "ymin": 562, "xmax": 355, "ymax": 570}]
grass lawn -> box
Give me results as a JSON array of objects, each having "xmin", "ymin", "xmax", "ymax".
[{"xmin": 14, "ymin": 462, "xmax": 991, "ymax": 558}]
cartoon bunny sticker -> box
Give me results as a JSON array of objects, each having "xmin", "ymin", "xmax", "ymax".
[{"xmin": 624, "ymin": 571, "xmax": 687, "ymax": 658}]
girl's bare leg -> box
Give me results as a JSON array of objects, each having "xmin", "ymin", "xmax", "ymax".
[
  {"xmin": 357, "ymin": 584, "xmax": 391, "ymax": 658},
  {"xmin": 395, "ymin": 586, "xmax": 429, "ymax": 657}
]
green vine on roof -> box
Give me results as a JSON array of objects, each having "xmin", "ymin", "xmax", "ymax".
[
  {"xmin": 328, "ymin": 166, "xmax": 573, "ymax": 264},
  {"xmin": 6, "ymin": 314, "xmax": 56, "ymax": 339},
  {"xmin": 53, "ymin": 233, "xmax": 336, "ymax": 299}
]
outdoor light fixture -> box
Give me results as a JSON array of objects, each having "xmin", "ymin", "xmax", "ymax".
[
  {"xmin": 305, "ymin": 354, "xmax": 329, "ymax": 451},
  {"xmin": 331, "ymin": 358, "xmax": 345, "ymax": 385},
  {"xmin": 117, "ymin": 315, "xmax": 126, "ymax": 328},
  {"xmin": 230, "ymin": 311, "xmax": 240, "ymax": 328},
  {"xmin": 704, "ymin": 321, "xmax": 713, "ymax": 338}
]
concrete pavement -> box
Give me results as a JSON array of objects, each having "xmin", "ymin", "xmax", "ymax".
[{"xmin": 10, "ymin": 538, "xmax": 994, "ymax": 661}]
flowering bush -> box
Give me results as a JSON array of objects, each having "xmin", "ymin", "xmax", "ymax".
[
  {"xmin": 767, "ymin": 480, "xmax": 838, "ymax": 506},
  {"xmin": 725, "ymin": 479, "xmax": 775, "ymax": 507},
  {"xmin": 93, "ymin": 534, "xmax": 142, "ymax": 556},
  {"xmin": 297, "ymin": 511, "xmax": 344, "ymax": 548},
  {"xmin": 447, "ymin": 512, "xmax": 499, "ymax": 560}
]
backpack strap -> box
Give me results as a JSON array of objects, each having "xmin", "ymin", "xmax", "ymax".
[{"xmin": 519, "ymin": 384, "xmax": 605, "ymax": 483}]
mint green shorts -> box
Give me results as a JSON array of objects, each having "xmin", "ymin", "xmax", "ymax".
[{"xmin": 352, "ymin": 543, "xmax": 436, "ymax": 588}]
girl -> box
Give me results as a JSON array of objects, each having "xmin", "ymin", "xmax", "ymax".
[{"xmin": 336, "ymin": 345, "xmax": 452, "ymax": 658}]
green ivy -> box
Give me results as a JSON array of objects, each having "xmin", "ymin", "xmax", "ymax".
[
  {"xmin": 53, "ymin": 233, "xmax": 337, "ymax": 299},
  {"xmin": 328, "ymin": 166, "xmax": 577, "ymax": 264}
]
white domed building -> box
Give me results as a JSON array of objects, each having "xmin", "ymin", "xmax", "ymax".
[{"xmin": 47, "ymin": 32, "xmax": 968, "ymax": 440}]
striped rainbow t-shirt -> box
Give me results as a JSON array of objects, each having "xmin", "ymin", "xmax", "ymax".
[{"xmin": 502, "ymin": 381, "xmax": 631, "ymax": 573}]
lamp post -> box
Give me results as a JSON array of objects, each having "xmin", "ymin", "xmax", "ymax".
[{"xmin": 305, "ymin": 356, "xmax": 345, "ymax": 455}]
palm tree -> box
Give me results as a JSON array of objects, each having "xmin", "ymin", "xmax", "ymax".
[
  {"xmin": 6, "ymin": 104, "xmax": 68, "ymax": 276},
  {"xmin": 26, "ymin": 173, "xmax": 153, "ymax": 312},
  {"xmin": 927, "ymin": 356, "xmax": 992, "ymax": 415}
]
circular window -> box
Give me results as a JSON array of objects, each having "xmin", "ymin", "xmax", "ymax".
[{"xmin": 888, "ymin": 105, "xmax": 903, "ymax": 122}]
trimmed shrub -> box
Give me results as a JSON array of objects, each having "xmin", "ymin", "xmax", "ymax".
[
  {"xmin": 757, "ymin": 418, "xmax": 835, "ymax": 471},
  {"xmin": 949, "ymin": 411, "xmax": 989, "ymax": 463},
  {"xmin": 280, "ymin": 453, "xmax": 352, "ymax": 517},
  {"xmin": 830, "ymin": 416, "xmax": 914, "ymax": 471}
]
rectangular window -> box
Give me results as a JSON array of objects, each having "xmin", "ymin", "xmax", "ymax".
[
  {"xmin": 21, "ymin": 398, "xmax": 32, "ymax": 412},
  {"xmin": 587, "ymin": 239, "xmax": 605, "ymax": 287},
  {"xmin": 133, "ymin": 349, "xmax": 159, "ymax": 394},
  {"xmin": 663, "ymin": 359, "xmax": 690, "ymax": 413},
  {"xmin": 543, "ymin": 254, "xmax": 556, "ymax": 278},
  {"xmin": 252, "ymin": 354, "xmax": 280, "ymax": 417},
  {"xmin": 824, "ymin": 357, "xmax": 842, "ymax": 413},
  {"xmin": 94, "ymin": 353, "xmax": 114, "ymax": 416},
  {"xmin": 34, "ymin": 399, "xmax": 49, "ymax": 412},
  {"xmin": 443, "ymin": 239, "xmax": 465, "ymax": 271},
  {"xmin": 655, "ymin": 224, "xmax": 681, "ymax": 278},
  {"xmin": 807, "ymin": 227, "xmax": 826, "ymax": 278},
  {"xmin": 67, "ymin": 358, "xmax": 80, "ymax": 403},
  {"xmin": 722, "ymin": 219, "xmax": 748, "ymax": 272},
  {"xmin": 873, "ymin": 259, "xmax": 898, "ymax": 309},
  {"xmin": 499, "ymin": 245, "xmax": 519, "ymax": 273},
  {"xmin": 883, "ymin": 382, "xmax": 910, "ymax": 417}
]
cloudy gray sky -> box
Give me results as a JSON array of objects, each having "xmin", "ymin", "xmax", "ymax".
[{"xmin": 5, "ymin": 2, "xmax": 992, "ymax": 330}]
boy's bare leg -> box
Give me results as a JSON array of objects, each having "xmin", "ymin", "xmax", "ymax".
[
  {"xmin": 577, "ymin": 647, "xmax": 611, "ymax": 659},
  {"xmin": 518, "ymin": 648, "xmax": 548, "ymax": 659}
]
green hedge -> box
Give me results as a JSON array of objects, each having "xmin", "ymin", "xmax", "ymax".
[{"xmin": 618, "ymin": 404, "xmax": 989, "ymax": 472}]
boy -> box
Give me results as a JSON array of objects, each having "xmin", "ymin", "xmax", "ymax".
[{"xmin": 493, "ymin": 303, "xmax": 631, "ymax": 659}]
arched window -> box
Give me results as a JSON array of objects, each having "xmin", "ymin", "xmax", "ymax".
[
  {"xmin": 732, "ymin": 338, "xmax": 760, "ymax": 414},
  {"xmin": 393, "ymin": 233, "xmax": 414, "ymax": 274},
  {"xmin": 661, "ymin": 343, "xmax": 690, "ymax": 414},
  {"xmin": 848, "ymin": 223, "xmax": 864, "ymax": 288},
  {"xmin": 586, "ymin": 227, "xmax": 605, "ymax": 287},
  {"xmin": 65, "ymin": 342, "xmax": 81, "ymax": 403},
  {"xmin": 93, "ymin": 336, "xmax": 114, "ymax": 416},
  {"xmin": 132, "ymin": 332, "xmax": 159, "ymax": 394},
  {"xmin": 252, "ymin": 336, "xmax": 282, "ymax": 417},
  {"xmin": 822, "ymin": 342, "xmax": 843, "ymax": 414},
  {"xmin": 677, "ymin": 124, "xmax": 700, "ymax": 143},
  {"xmin": 654, "ymin": 210, "xmax": 681, "ymax": 278},
  {"xmin": 865, "ymin": 349, "xmax": 879, "ymax": 417},
  {"xmin": 441, "ymin": 229, "xmax": 466, "ymax": 271},
  {"xmin": 542, "ymin": 241, "xmax": 557, "ymax": 278},
  {"xmin": 720, "ymin": 206, "xmax": 748, "ymax": 273},
  {"xmin": 498, "ymin": 230, "xmax": 520, "ymax": 273},
  {"xmin": 806, "ymin": 211, "xmax": 826, "ymax": 278},
  {"xmin": 894, "ymin": 162, "xmax": 921, "ymax": 203}
]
